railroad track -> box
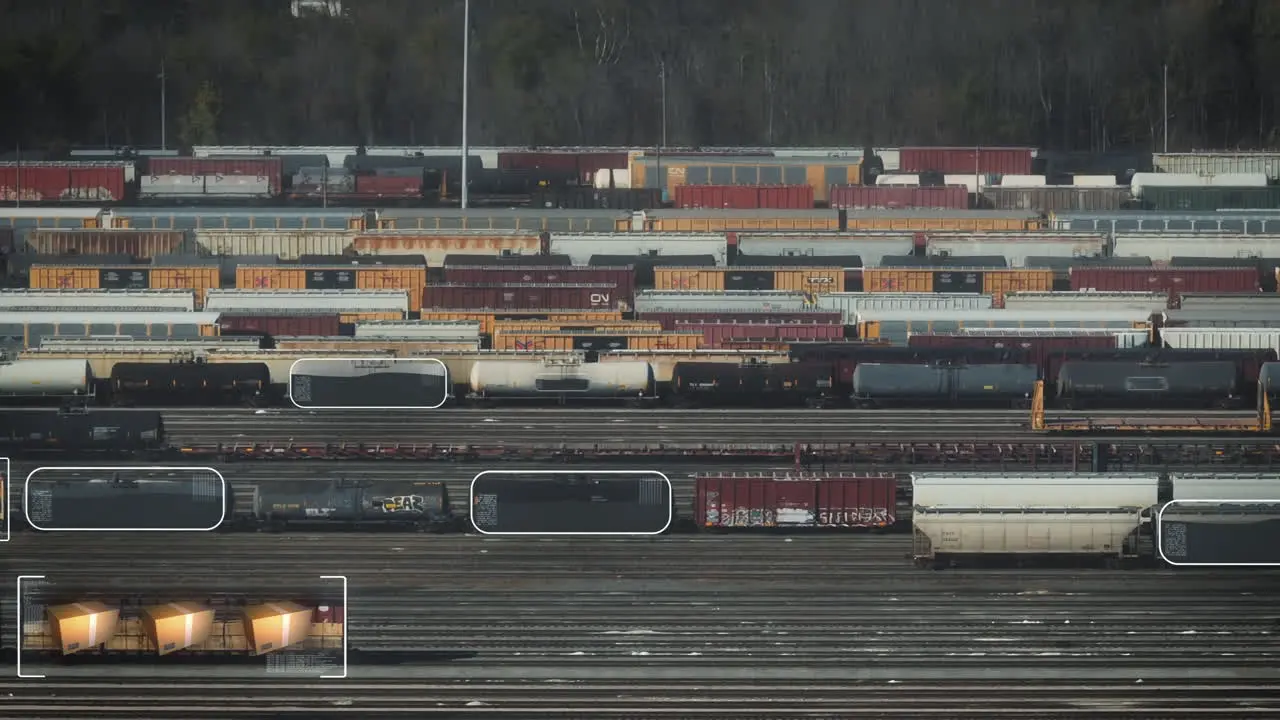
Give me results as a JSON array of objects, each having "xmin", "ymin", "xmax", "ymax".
[
  {"xmin": 2, "ymin": 681, "xmax": 1278, "ymax": 718},
  {"xmin": 3, "ymin": 536, "xmax": 1277, "ymax": 717},
  {"xmin": 157, "ymin": 407, "xmax": 1266, "ymax": 446}
]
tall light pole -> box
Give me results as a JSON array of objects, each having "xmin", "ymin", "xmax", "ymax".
[
  {"xmin": 460, "ymin": 0, "xmax": 470, "ymax": 209},
  {"xmin": 659, "ymin": 59, "xmax": 667, "ymax": 148},
  {"xmin": 1162, "ymin": 64, "xmax": 1169, "ymax": 153},
  {"xmin": 159, "ymin": 60, "xmax": 168, "ymax": 151}
]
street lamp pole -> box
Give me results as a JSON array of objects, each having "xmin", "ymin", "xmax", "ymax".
[{"xmin": 460, "ymin": 0, "xmax": 470, "ymax": 209}]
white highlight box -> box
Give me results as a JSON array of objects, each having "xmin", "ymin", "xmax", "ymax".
[
  {"xmin": 288, "ymin": 357, "xmax": 450, "ymax": 410},
  {"xmin": 469, "ymin": 470, "xmax": 673, "ymax": 536},
  {"xmin": 319, "ymin": 574, "xmax": 348, "ymax": 680},
  {"xmin": 24, "ymin": 466, "xmax": 227, "ymax": 532},
  {"xmin": 0, "ymin": 456, "xmax": 10, "ymax": 543},
  {"xmin": 15, "ymin": 575, "xmax": 347, "ymax": 679},
  {"xmin": 1157, "ymin": 499, "xmax": 1280, "ymax": 567},
  {"xmin": 16, "ymin": 575, "xmax": 46, "ymax": 678}
]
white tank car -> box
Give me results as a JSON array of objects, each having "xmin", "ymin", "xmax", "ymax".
[
  {"xmin": 0, "ymin": 359, "xmax": 93, "ymax": 397},
  {"xmin": 469, "ymin": 360, "xmax": 655, "ymax": 399}
]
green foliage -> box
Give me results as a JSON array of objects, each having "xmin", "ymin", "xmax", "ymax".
[
  {"xmin": 0, "ymin": 0, "xmax": 1277, "ymax": 150},
  {"xmin": 178, "ymin": 81, "xmax": 220, "ymax": 147}
]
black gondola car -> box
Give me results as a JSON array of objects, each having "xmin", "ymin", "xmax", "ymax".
[
  {"xmin": 851, "ymin": 362, "xmax": 1040, "ymax": 408},
  {"xmin": 0, "ymin": 409, "xmax": 165, "ymax": 455},
  {"xmin": 109, "ymin": 362, "xmax": 272, "ymax": 407},
  {"xmin": 671, "ymin": 360, "xmax": 835, "ymax": 408},
  {"xmin": 1055, "ymin": 360, "xmax": 1243, "ymax": 410}
]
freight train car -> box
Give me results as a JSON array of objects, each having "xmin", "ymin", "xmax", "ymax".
[
  {"xmin": 851, "ymin": 362, "xmax": 1040, "ymax": 408},
  {"xmin": 243, "ymin": 479, "xmax": 456, "ymax": 532},
  {"xmin": 0, "ymin": 409, "xmax": 165, "ymax": 455},
  {"xmin": 1055, "ymin": 360, "xmax": 1244, "ymax": 410},
  {"xmin": 670, "ymin": 361, "xmax": 836, "ymax": 408},
  {"xmin": 911, "ymin": 473, "xmax": 1163, "ymax": 569},
  {"xmin": 23, "ymin": 474, "xmax": 232, "ymax": 532},
  {"xmin": 288, "ymin": 358, "xmax": 449, "ymax": 409},
  {"xmin": 694, "ymin": 472, "xmax": 900, "ymax": 530},
  {"xmin": 467, "ymin": 359, "xmax": 656, "ymax": 405},
  {"xmin": 109, "ymin": 362, "xmax": 273, "ymax": 407},
  {"xmin": 0, "ymin": 360, "xmax": 94, "ymax": 405}
]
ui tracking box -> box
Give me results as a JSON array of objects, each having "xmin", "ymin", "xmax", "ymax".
[
  {"xmin": 46, "ymin": 601, "xmax": 121, "ymax": 655},
  {"xmin": 141, "ymin": 602, "xmax": 216, "ymax": 656},
  {"xmin": 242, "ymin": 601, "xmax": 313, "ymax": 655}
]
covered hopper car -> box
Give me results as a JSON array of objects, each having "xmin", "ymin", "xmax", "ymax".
[{"xmin": 109, "ymin": 362, "xmax": 274, "ymax": 407}]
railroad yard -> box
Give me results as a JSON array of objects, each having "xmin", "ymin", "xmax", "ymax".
[{"xmin": 6, "ymin": 144, "xmax": 1280, "ymax": 717}]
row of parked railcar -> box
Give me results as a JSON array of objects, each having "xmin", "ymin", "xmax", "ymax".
[
  {"xmin": 8, "ymin": 467, "xmax": 1272, "ymax": 569},
  {"xmin": 3, "ymin": 346, "xmax": 1278, "ymax": 414}
]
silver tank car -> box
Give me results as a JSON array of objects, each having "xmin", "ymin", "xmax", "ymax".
[
  {"xmin": 1055, "ymin": 360, "xmax": 1241, "ymax": 409},
  {"xmin": 852, "ymin": 362, "xmax": 1038, "ymax": 408},
  {"xmin": 468, "ymin": 360, "xmax": 655, "ymax": 401},
  {"xmin": 0, "ymin": 360, "xmax": 93, "ymax": 399}
]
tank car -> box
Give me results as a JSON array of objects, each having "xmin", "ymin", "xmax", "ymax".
[
  {"xmin": 109, "ymin": 362, "xmax": 272, "ymax": 407},
  {"xmin": 467, "ymin": 360, "xmax": 656, "ymax": 405},
  {"xmin": 246, "ymin": 479, "xmax": 456, "ymax": 532},
  {"xmin": 0, "ymin": 409, "xmax": 165, "ymax": 455},
  {"xmin": 1055, "ymin": 360, "xmax": 1243, "ymax": 410},
  {"xmin": 670, "ymin": 361, "xmax": 836, "ymax": 408},
  {"xmin": 0, "ymin": 360, "xmax": 93, "ymax": 406},
  {"xmin": 289, "ymin": 358, "xmax": 449, "ymax": 409},
  {"xmin": 852, "ymin": 362, "xmax": 1039, "ymax": 408}
]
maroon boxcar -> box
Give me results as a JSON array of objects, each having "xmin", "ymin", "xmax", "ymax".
[
  {"xmin": 496, "ymin": 151, "xmax": 629, "ymax": 184},
  {"xmin": 636, "ymin": 310, "xmax": 843, "ymax": 331},
  {"xmin": 1069, "ymin": 267, "xmax": 1259, "ymax": 303},
  {"xmin": 679, "ymin": 322, "xmax": 845, "ymax": 347},
  {"xmin": 422, "ymin": 283, "xmax": 620, "ymax": 311},
  {"xmin": 312, "ymin": 605, "xmax": 345, "ymax": 625},
  {"xmin": 897, "ymin": 147, "xmax": 1035, "ymax": 175},
  {"xmin": 695, "ymin": 472, "xmax": 898, "ymax": 530},
  {"xmin": 441, "ymin": 265, "xmax": 634, "ymax": 303},
  {"xmin": 674, "ymin": 185, "xmax": 814, "ymax": 210},
  {"xmin": 148, "ymin": 157, "xmax": 284, "ymax": 195},
  {"xmin": 828, "ymin": 185, "xmax": 969, "ymax": 210},
  {"xmin": 218, "ymin": 314, "xmax": 343, "ymax": 337},
  {"xmin": 354, "ymin": 173, "xmax": 422, "ymax": 198},
  {"xmin": 0, "ymin": 162, "xmax": 128, "ymax": 203}
]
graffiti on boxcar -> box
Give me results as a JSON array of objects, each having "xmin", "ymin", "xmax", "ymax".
[
  {"xmin": 819, "ymin": 508, "xmax": 892, "ymax": 525},
  {"xmin": 374, "ymin": 494, "xmax": 424, "ymax": 513}
]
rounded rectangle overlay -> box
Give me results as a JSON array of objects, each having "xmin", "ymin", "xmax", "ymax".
[
  {"xmin": 1157, "ymin": 499, "xmax": 1280, "ymax": 567},
  {"xmin": 24, "ymin": 466, "xmax": 227, "ymax": 532},
  {"xmin": 0, "ymin": 456, "xmax": 10, "ymax": 543},
  {"xmin": 470, "ymin": 470, "xmax": 673, "ymax": 536},
  {"xmin": 288, "ymin": 357, "xmax": 450, "ymax": 410}
]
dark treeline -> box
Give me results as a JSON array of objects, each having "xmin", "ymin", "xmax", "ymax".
[{"xmin": 2, "ymin": 0, "xmax": 1277, "ymax": 152}]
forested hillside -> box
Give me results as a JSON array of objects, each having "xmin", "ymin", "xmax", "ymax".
[{"xmin": 2, "ymin": 0, "xmax": 1277, "ymax": 151}]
